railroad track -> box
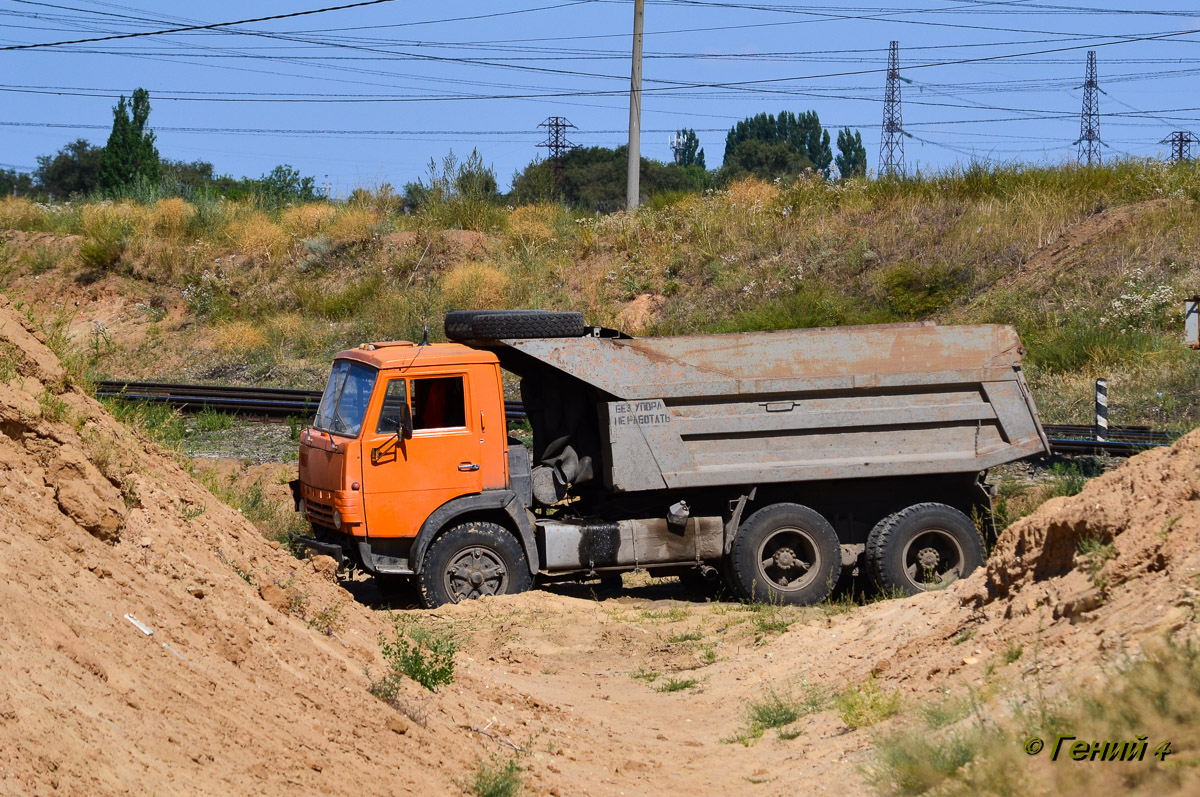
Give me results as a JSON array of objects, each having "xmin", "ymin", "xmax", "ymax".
[
  {"xmin": 94, "ymin": 380, "xmax": 528, "ymax": 421},
  {"xmin": 1042, "ymin": 423, "xmax": 1172, "ymax": 455},
  {"xmin": 96, "ymin": 381, "xmax": 1172, "ymax": 455}
]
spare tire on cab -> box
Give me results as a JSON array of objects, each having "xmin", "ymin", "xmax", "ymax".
[{"xmin": 444, "ymin": 309, "xmax": 585, "ymax": 341}]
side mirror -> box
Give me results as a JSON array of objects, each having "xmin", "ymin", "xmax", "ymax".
[{"xmin": 400, "ymin": 402, "xmax": 413, "ymax": 440}]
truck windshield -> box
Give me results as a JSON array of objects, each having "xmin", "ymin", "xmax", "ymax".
[{"xmin": 313, "ymin": 360, "xmax": 377, "ymax": 437}]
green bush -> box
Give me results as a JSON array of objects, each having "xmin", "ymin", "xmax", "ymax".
[
  {"xmin": 193, "ymin": 408, "xmax": 235, "ymax": 433},
  {"xmin": 79, "ymin": 215, "xmax": 131, "ymax": 271},
  {"xmin": 835, "ymin": 675, "xmax": 901, "ymax": 729},
  {"xmin": 463, "ymin": 756, "xmax": 523, "ymax": 797},
  {"xmin": 712, "ymin": 284, "xmax": 892, "ymax": 333},
  {"xmin": 877, "ymin": 261, "xmax": 972, "ymax": 320},
  {"xmin": 370, "ymin": 622, "xmax": 458, "ymax": 695}
]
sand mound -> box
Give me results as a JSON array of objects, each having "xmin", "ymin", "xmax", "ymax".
[
  {"xmin": 974, "ymin": 431, "xmax": 1200, "ymax": 621},
  {"xmin": 0, "ymin": 297, "xmax": 547, "ymax": 795}
]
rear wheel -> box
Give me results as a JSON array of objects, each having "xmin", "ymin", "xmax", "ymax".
[
  {"xmin": 729, "ymin": 503, "xmax": 840, "ymax": 605},
  {"xmin": 865, "ymin": 503, "xmax": 986, "ymax": 596},
  {"xmin": 418, "ymin": 521, "xmax": 532, "ymax": 608}
]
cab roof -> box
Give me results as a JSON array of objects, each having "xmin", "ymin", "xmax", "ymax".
[{"xmin": 334, "ymin": 341, "xmax": 498, "ymax": 371}]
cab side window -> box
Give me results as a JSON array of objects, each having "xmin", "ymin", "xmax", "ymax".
[
  {"xmin": 375, "ymin": 379, "xmax": 409, "ymax": 434},
  {"xmin": 411, "ymin": 376, "xmax": 466, "ymax": 430}
]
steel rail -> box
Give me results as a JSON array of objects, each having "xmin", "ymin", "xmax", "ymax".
[{"xmin": 95, "ymin": 380, "xmax": 528, "ymax": 420}]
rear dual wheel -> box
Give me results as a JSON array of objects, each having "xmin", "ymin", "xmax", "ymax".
[
  {"xmin": 728, "ymin": 503, "xmax": 840, "ymax": 606},
  {"xmin": 865, "ymin": 503, "xmax": 986, "ymax": 596}
]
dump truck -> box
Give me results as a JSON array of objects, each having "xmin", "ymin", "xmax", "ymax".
[{"xmin": 292, "ymin": 310, "xmax": 1048, "ymax": 608}]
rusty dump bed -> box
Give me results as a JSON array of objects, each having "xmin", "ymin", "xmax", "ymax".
[{"xmin": 493, "ymin": 322, "xmax": 1049, "ymax": 493}]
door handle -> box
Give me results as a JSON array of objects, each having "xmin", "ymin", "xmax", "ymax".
[{"xmin": 458, "ymin": 462, "xmax": 480, "ymax": 472}]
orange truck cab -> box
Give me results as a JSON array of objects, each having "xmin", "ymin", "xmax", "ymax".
[
  {"xmin": 293, "ymin": 339, "xmax": 539, "ymax": 607},
  {"xmin": 294, "ymin": 310, "xmax": 1047, "ymax": 610}
]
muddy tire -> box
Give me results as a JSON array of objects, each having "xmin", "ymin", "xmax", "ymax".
[
  {"xmin": 471, "ymin": 311, "xmax": 585, "ymax": 340},
  {"xmin": 729, "ymin": 503, "xmax": 840, "ymax": 605},
  {"xmin": 865, "ymin": 503, "xmax": 986, "ymax": 596},
  {"xmin": 418, "ymin": 521, "xmax": 532, "ymax": 608},
  {"xmin": 444, "ymin": 310, "xmax": 545, "ymax": 341}
]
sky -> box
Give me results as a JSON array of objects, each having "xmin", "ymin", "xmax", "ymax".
[{"xmin": 1, "ymin": 0, "xmax": 1199, "ymax": 195}]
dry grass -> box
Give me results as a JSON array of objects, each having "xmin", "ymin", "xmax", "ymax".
[
  {"xmin": 280, "ymin": 203, "xmax": 338, "ymax": 238},
  {"xmin": 212, "ymin": 321, "xmax": 270, "ymax": 354},
  {"xmin": 327, "ymin": 206, "xmax": 380, "ymax": 244},
  {"xmin": 226, "ymin": 212, "xmax": 290, "ymax": 264},
  {"xmin": 442, "ymin": 261, "xmax": 510, "ymax": 309},
  {"xmin": 505, "ymin": 203, "xmax": 561, "ymax": 248},
  {"xmin": 0, "ymin": 197, "xmax": 52, "ymax": 231},
  {"xmin": 866, "ymin": 641, "xmax": 1200, "ymax": 796},
  {"xmin": 149, "ymin": 198, "xmax": 192, "ymax": 238}
]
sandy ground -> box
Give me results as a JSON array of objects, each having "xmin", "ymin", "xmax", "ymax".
[{"xmin": 2, "ymin": 293, "xmax": 1198, "ymax": 796}]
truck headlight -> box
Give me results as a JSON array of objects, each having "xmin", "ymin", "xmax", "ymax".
[{"xmin": 333, "ymin": 509, "xmax": 342, "ymax": 530}]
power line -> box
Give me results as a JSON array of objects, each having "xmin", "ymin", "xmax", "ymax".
[{"xmin": 0, "ymin": 0, "xmax": 400, "ymax": 51}]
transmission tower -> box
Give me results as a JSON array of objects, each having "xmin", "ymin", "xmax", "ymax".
[
  {"xmin": 1162, "ymin": 131, "xmax": 1198, "ymax": 163},
  {"xmin": 1077, "ymin": 50, "xmax": 1102, "ymax": 166},
  {"xmin": 668, "ymin": 132, "xmax": 684, "ymax": 166},
  {"xmin": 538, "ymin": 116, "xmax": 577, "ymax": 190},
  {"xmin": 879, "ymin": 41, "xmax": 905, "ymax": 177}
]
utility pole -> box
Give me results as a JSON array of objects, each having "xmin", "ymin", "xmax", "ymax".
[
  {"xmin": 879, "ymin": 41, "xmax": 904, "ymax": 177},
  {"xmin": 1077, "ymin": 50, "xmax": 1102, "ymax": 166},
  {"xmin": 1162, "ymin": 131, "xmax": 1197, "ymax": 163},
  {"xmin": 626, "ymin": 0, "xmax": 644, "ymax": 210},
  {"xmin": 538, "ymin": 116, "xmax": 577, "ymax": 194}
]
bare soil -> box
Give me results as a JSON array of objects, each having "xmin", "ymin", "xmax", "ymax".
[{"xmin": 2, "ymin": 294, "xmax": 1198, "ymax": 795}]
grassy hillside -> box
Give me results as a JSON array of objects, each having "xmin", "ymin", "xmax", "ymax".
[{"xmin": 2, "ymin": 159, "xmax": 1199, "ymax": 431}]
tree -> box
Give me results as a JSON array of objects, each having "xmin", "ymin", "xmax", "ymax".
[
  {"xmin": 835, "ymin": 127, "xmax": 867, "ymax": 178},
  {"xmin": 0, "ymin": 168, "xmax": 35, "ymax": 197},
  {"xmin": 507, "ymin": 156, "xmax": 557, "ymax": 205},
  {"xmin": 99, "ymin": 88, "xmax": 161, "ymax": 194},
  {"xmin": 34, "ymin": 139, "xmax": 104, "ymax": 197},
  {"xmin": 258, "ymin": 164, "xmax": 317, "ymax": 204},
  {"xmin": 674, "ymin": 128, "xmax": 705, "ymax": 169},
  {"xmin": 721, "ymin": 110, "xmax": 833, "ymax": 181},
  {"xmin": 160, "ymin": 158, "xmax": 215, "ymax": 193},
  {"xmin": 510, "ymin": 146, "xmax": 691, "ymax": 211},
  {"xmin": 453, "ymin": 149, "xmax": 499, "ymax": 202}
]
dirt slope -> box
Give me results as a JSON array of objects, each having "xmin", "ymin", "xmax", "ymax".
[
  {"xmin": 2, "ymin": 290, "xmax": 1199, "ymax": 796},
  {"xmin": 0, "ymin": 296, "xmax": 544, "ymax": 795},
  {"xmin": 990, "ymin": 199, "xmax": 1171, "ymax": 295}
]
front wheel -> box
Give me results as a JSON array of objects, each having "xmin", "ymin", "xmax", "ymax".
[
  {"xmin": 418, "ymin": 521, "xmax": 532, "ymax": 608},
  {"xmin": 864, "ymin": 503, "xmax": 986, "ymax": 596},
  {"xmin": 729, "ymin": 503, "xmax": 840, "ymax": 606}
]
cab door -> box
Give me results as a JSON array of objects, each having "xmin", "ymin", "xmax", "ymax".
[{"xmin": 360, "ymin": 373, "xmax": 483, "ymax": 538}]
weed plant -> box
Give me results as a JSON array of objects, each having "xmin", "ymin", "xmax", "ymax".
[
  {"xmin": 370, "ymin": 619, "xmax": 458, "ymax": 695},
  {"xmin": 462, "ymin": 755, "xmax": 523, "ymax": 797}
]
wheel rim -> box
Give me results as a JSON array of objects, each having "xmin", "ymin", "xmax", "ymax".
[
  {"xmin": 755, "ymin": 526, "xmax": 821, "ymax": 593},
  {"xmin": 444, "ymin": 546, "xmax": 509, "ymax": 602},
  {"xmin": 900, "ymin": 529, "xmax": 966, "ymax": 591}
]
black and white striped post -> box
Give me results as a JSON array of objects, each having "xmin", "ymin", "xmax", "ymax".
[
  {"xmin": 1186, "ymin": 296, "xmax": 1199, "ymax": 349},
  {"xmin": 1095, "ymin": 377, "xmax": 1108, "ymax": 442}
]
